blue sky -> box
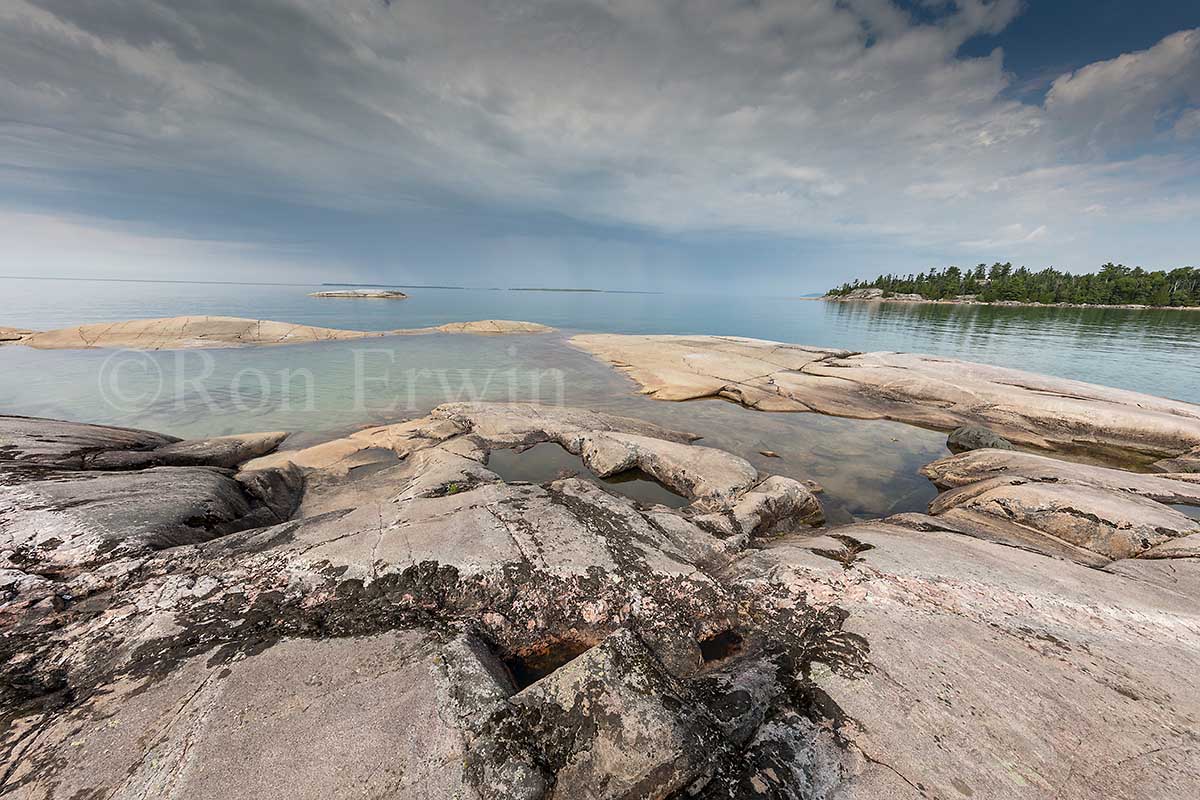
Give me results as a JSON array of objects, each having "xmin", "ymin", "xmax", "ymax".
[{"xmin": 1, "ymin": 0, "xmax": 1198, "ymax": 293}]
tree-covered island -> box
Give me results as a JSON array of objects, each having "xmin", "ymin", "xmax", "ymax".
[{"xmin": 828, "ymin": 263, "xmax": 1199, "ymax": 307}]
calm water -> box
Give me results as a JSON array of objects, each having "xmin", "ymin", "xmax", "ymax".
[
  {"xmin": 2, "ymin": 277, "xmax": 1197, "ymax": 521},
  {"xmin": 3, "ymin": 277, "xmax": 1196, "ymax": 401}
]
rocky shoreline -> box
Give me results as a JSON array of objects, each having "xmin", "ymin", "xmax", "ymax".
[
  {"xmin": 569, "ymin": 333, "xmax": 1200, "ymax": 465},
  {"xmin": 822, "ymin": 287, "xmax": 1200, "ymax": 310},
  {"xmin": 2, "ymin": 338, "xmax": 1199, "ymax": 798},
  {"xmin": 0, "ymin": 316, "xmax": 554, "ymax": 349}
]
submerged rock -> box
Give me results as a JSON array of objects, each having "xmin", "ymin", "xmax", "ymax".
[
  {"xmin": 947, "ymin": 424, "xmax": 1015, "ymax": 453},
  {"xmin": 570, "ymin": 334, "xmax": 1200, "ymax": 460}
]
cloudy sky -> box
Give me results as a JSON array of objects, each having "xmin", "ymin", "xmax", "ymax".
[{"xmin": 1, "ymin": 0, "xmax": 1198, "ymax": 293}]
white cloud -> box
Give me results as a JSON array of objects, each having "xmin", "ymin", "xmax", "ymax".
[
  {"xmin": 962, "ymin": 223, "xmax": 1048, "ymax": 250},
  {"xmin": 0, "ymin": 0, "xmax": 1196, "ymax": 278},
  {"xmin": 1174, "ymin": 108, "xmax": 1200, "ymax": 141},
  {"xmin": 1045, "ymin": 28, "xmax": 1200, "ymax": 154}
]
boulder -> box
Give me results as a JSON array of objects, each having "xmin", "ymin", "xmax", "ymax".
[
  {"xmin": 921, "ymin": 448, "xmax": 1200, "ymax": 504},
  {"xmin": 929, "ymin": 477, "xmax": 1198, "ymax": 560},
  {"xmin": 693, "ymin": 475, "xmax": 824, "ymax": 538},
  {"xmin": 468, "ymin": 629, "xmax": 721, "ymax": 800},
  {"xmin": 575, "ymin": 431, "xmax": 758, "ymax": 510},
  {"xmin": 947, "ymin": 425, "xmax": 1015, "ymax": 453}
]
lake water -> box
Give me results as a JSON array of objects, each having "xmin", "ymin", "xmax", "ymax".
[{"xmin": 2, "ymin": 276, "xmax": 1198, "ymax": 522}]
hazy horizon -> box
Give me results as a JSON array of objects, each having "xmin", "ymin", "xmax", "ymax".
[{"xmin": 2, "ymin": 1, "xmax": 1199, "ymax": 294}]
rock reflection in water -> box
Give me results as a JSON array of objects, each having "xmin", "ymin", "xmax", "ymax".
[{"xmin": 486, "ymin": 442, "xmax": 690, "ymax": 508}]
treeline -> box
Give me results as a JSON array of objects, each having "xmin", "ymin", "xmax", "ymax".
[{"xmin": 828, "ymin": 263, "xmax": 1200, "ymax": 306}]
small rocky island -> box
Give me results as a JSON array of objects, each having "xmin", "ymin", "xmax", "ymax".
[
  {"xmin": 0, "ymin": 316, "xmax": 554, "ymax": 349},
  {"xmin": 2, "ymin": 332, "xmax": 1199, "ymax": 799},
  {"xmin": 309, "ymin": 289, "xmax": 409, "ymax": 299}
]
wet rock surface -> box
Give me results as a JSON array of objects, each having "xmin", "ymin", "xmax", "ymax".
[
  {"xmin": 2, "ymin": 404, "xmax": 1198, "ymax": 799},
  {"xmin": 570, "ymin": 333, "xmax": 1200, "ymax": 460}
]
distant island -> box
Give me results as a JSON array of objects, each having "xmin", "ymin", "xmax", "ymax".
[
  {"xmin": 321, "ymin": 282, "xmax": 467, "ymax": 290},
  {"xmin": 827, "ymin": 263, "xmax": 1199, "ymax": 308},
  {"xmin": 310, "ymin": 289, "xmax": 408, "ymax": 299}
]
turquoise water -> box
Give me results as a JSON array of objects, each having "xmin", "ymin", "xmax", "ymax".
[
  {"xmin": 3, "ymin": 277, "xmax": 1196, "ymax": 401},
  {"xmin": 2, "ymin": 276, "xmax": 1197, "ymax": 520}
]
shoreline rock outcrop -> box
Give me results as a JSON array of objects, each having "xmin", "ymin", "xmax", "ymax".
[
  {"xmin": 1, "ymin": 316, "xmax": 555, "ymax": 350},
  {"xmin": 920, "ymin": 448, "xmax": 1200, "ymax": 563},
  {"xmin": 3, "ymin": 405, "xmax": 1198, "ymax": 799},
  {"xmin": 570, "ymin": 333, "xmax": 1200, "ymax": 461}
]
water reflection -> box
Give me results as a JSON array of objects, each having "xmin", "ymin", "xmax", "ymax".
[
  {"xmin": 822, "ymin": 301, "xmax": 1200, "ymax": 401},
  {"xmin": 486, "ymin": 442, "xmax": 690, "ymax": 509}
]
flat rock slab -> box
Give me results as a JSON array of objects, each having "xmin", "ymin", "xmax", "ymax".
[
  {"xmin": 309, "ymin": 289, "xmax": 409, "ymax": 298},
  {"xmin": 4, "ymin": 316, "xmax": 554, "ymax": 350},
  {"xmin": 5, "ymin": 631, "xmax": 473, "ymax": 800},
  {"xmin": 85, "ymin": 431, "xmax": 288, "ymax": 470},
  {"xmin": 733, "ymin": 519, "xmax": 1200, "ymax": 799},
  {"xmin": 919, "ymin": 448, "xmax": 1200, "ymax": 561},
  {"xmin": 1, "ymin": 464, "xmax": 302, "ymax": 569},
  {"xmin": 921, "ymin": 448, "xmax": 1200, "ymax": 504},
  {"xmin": 1, "ymin": 415, "xmax": 179, "ymax": 468},
  {"xmin": 0, "ymin": 326, "xmax": 32, "ymax": 343},
  {"xmin": 570, "ymin": 334, "xmax": 1200, "ymax": 459}
]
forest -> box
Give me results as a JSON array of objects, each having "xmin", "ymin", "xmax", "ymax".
[{"xmin": 828, "ymin": 263, "xmax": 1200, "ymax": 306}]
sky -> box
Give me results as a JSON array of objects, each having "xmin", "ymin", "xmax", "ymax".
[{"xmin": 1, "ymin": 0, "xmax": 1198, "ymax": 294}]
